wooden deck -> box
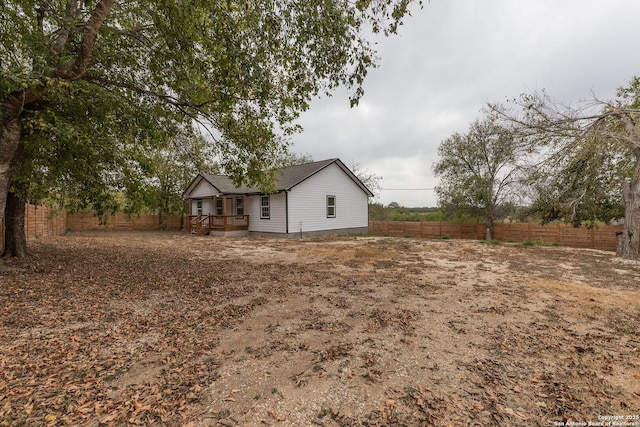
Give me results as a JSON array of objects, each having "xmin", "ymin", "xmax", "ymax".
[{"xmin": 188, "ymin": 215, "xmax": 249, "ymax": 235}]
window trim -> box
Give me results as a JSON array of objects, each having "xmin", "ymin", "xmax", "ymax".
[
  {"xmin": 215, "ymin": 198, "xmax": 223, "ymax": 215},
  {"xmin": 326, "ymin": 195, "xmax": 336, "ymax": 218},
  {"xmin": 260, "ymin": 195, "xmax": 270, "ymax": 219},
  {"xmin": 196, "ymin": 199, "xmax": 203, "ymax": 216},
  {"xmin": 236, "ymin": 197, "xmax": 244, "ymax": 215}
]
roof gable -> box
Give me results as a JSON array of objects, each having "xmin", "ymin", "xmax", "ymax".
[
  {"xmin": 200, "ymin": 174, "xmax": 256, "ymax": 194},
  {"xmin": 274, "ymin": 158, "xmax": 336, "ymax": 190},
  {"xmin": 277, "ymin": 158, "xmax": 373, "ymax": 197},
  {"xmin": 184, "ymin": 158, "xmax": 373, "ymax": 198}
]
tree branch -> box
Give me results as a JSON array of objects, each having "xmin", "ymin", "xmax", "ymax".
[
  {"xmin": 83, "ymin": 73, "xmax": 214, "ymax": 110},
  {"xmin": 55, "ymin": 0, "xmax": 116, "ymax": 80},
  {"xmin": 50, "ymin": 0, "xmax": 79, "ymax": 56}
]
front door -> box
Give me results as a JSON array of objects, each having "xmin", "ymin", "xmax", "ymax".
[{"xmin": 226, "ymin": 197, "xmax": 234, "ymax": 215}]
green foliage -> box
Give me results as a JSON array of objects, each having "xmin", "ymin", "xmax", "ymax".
[
  {"xmin": 368, "ymin": 201, "xmax": 388, "ymax": 220},
  {"xmin": 433, "ymin": 112, "xmax": 526, "ymax": 229},
  {"xmin": 389, "ymin": 209, "xmax": 423, "ymax": 221},
  {"xmin": 616, "ymin": 75, "xmax": 640, "ymax": 108},
  {"xmin": 368, "ymin": 202, "xmax": 443, "ymax": 221},
  {"xmin": 278, "ymin": 152, "xmax": 315, "ymax": 168},
  {"xmin": 1, "ymin": 0, "xmax": 421, "ymax": 219},
  {"xmin": 521, "ymin": 239, "xmax": 560, "ymax": 247},
  {"xmin": 124, "ymin": 131, "xmax": 219, "ymax": 219},
  {"xmin": 510, "ymin": 79, "xmax": 638, "ymax": 227},
  {"xmin": 479, "ymin": 239, "xmax": 501, "ymax": 245},
  {"xmin": 10, "ymin": 80, "xmax": 194, "ymax": 216}
]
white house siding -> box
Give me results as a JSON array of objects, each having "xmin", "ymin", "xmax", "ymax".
[
  {"xmin": 189, "ymin": 178, "xmax": 217, "ymax": 198},
  {"xmin": 287, "ymin": 162, "xmax": 368, "ymax": 233},
  {"xmin": 187, "ymin": 179, "xmax": 219, "ymax": 215},
  {"xmin": 246, "ymin": 192, "xmax": 287, "ymax": 233},
  {"xmin": 191, "ymin": 198, "xmax": 216, "ymax": 216}
]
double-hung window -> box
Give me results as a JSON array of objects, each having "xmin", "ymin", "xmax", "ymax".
[
  {"xmin": 196, "ymin": 199, "xmax": 203, "ymax": 216},
  {"xmin": 260, "ymin": 195, "xmax": 270, "ymax": 219},
  {"xmin": 236, "ymin": 198, "xmax": 244, "ymax": 215},
  {"xmin": 215, "ymin": 198, "xmax": 223, "ymax": 215},
  {"xmin": 326, "ymin": 195, "xmax": 336, "ymax": 218}
]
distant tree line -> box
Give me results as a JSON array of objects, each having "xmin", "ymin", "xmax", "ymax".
[{"xmin": 368, "ymin": 202, "xmax": 531, "ymax": 223}]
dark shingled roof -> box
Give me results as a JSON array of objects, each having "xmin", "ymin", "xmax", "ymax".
[
  {"xmin": 186, "ymin": 158, "xmax": 373, "ymax": 197},
  {"xmin": 272, "ymin": 158, "xmax": 337, "ymax": 190},
  {"xmin": 198, "ymin": 174, "xmax": 257, "ymax": 195}
]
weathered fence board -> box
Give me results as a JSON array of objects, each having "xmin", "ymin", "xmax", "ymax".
[
  {"xmin": 369, "ymin": 220, "xmax": 623, "ymax": 251},
  {"xmin": 1, "ymin": 204, "xmax": 68, "ymax": 251},
  {"xmin": 2, "ymin": 207, "xmax": 184, "ymax": 251},
  {"xmin": 66, "ymin": 212, "xmax": 183, "ymax": 231}
]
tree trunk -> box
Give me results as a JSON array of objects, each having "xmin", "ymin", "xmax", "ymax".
[
  {"xmin": 1, "ymin": 0, "xmax": 116, "ymax": 223},
  {"xmin": 616, "ymin": 176, "xmax": 640, "ymax": 260},
  {"xmin": 485, "ymin": 215, "xmax": 494, "ymax": 241},
  {"xmin": 617, "ymin": 148, "xmax": 640, "ymax": 261},
  {"xmin": 159, "ymin": 210, "xmax": 167, "ymax": 230},
  {"xmin": 2, "ymin": 186, "xmax": 29, "ymax": 258},
  {"xmin": 0, "ymin": 118, "xmax": 21, "ymax": 221}
]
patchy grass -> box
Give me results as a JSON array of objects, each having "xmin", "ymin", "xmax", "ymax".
[{"xmin": 479, "ymin": 239, "xmax": 502, "ymax": 245}]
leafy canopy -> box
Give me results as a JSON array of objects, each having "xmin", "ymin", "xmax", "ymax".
[
  {"xmin": 0, "ymin": 0, "xmax": 420, "ymax": 200},
  {"xmin": 433, "ymin": 112, "xmax": 526, "ymax": 224},
  {"xmin": 492, "ymin": 76, "xmax": 640, "ymax": 226}
]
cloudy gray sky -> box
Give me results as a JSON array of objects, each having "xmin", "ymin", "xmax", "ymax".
[{"xmin": 290, "ymin": 0, "xmax": 640, "ymax": 207}]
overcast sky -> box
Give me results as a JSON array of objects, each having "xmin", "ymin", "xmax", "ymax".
[{"xmin": 289, "ymin": 0, "xmax": 640, "ymax": 207}]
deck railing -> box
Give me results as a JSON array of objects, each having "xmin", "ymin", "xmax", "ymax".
[{"xmin": 188, "ymin": 215, "xmax": 249, "ymax": 234}]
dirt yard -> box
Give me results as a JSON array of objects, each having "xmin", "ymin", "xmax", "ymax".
[{"xmin": 1, "ymin": 232, "xmax": 639, "ymax": 426}]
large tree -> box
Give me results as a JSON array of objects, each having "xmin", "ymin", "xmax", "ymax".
[
  {"xmin": 522, "ymin": 132, "xmax": 627, "ymax": 227},
  {"xmin": 433, "ymin": 113, "xmax": 527, "ymax": 240},
  {"xmin": 492, "ymin": 77, "xmax": 640, "ymax": 260},
  {"xmin": 1, "ymin": 0, "xmax": 421, "ymax": 256},
  {"xmin": 2, "ymin": 78, "xmax": 187, "ymax": 256}
]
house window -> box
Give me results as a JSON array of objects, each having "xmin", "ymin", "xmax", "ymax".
[
  {"xmin": 236, "ymin": 197, "xmax": 244, "ymax": 215},
  {"xmin": 215, "ymin": 198, "xmax": 223, "ymax": 215},
  {"xmin": 196, "ymin": 199, "xmax": 203, "ymax": 216},
  {"xmin": 327, "ymin": 195, "xmax": 336, "ymax": 218},
  {"xmin": 260, "ymin": 195, "xmax": 270, "ymax": 219}
]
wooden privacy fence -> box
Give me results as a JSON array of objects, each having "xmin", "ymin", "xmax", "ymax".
[
  {"xmin": 1, "ymin": 207, "xmax": 184, "ymax": 251},
  {"xmin": 0, "ymin": 207, "xmax": 624, "ymax": 252},
  {"xmin": 67, "ymin": 212, "xmax": 183, "ymax": 231},
  {"xmin": 1, "ymin": 204, "xmax": 68, "ymax": 251},
  {"xmin": 368, "ymin": 220, "xmax": 623, "ymax": 251}
]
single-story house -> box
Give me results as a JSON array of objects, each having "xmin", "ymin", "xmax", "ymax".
[{"xmin": 182, "ymin": 158, "xmax": 374, "ymax": 237}]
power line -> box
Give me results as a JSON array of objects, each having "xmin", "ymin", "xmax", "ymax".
[{"xmin": 381, "ymin": 188, "xmax": 435, "ymax": 191}]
